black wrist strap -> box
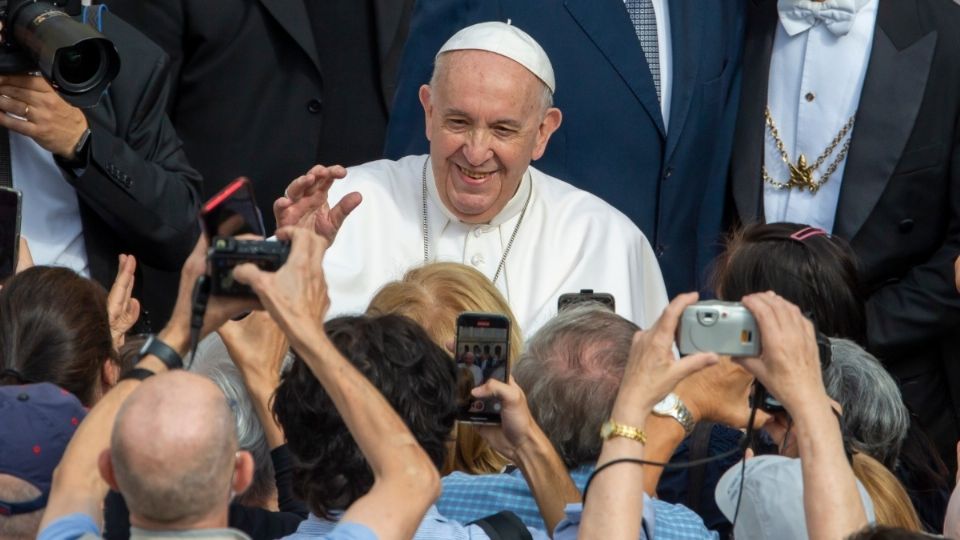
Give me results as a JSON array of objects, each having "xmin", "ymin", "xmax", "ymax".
[
  {"xmin": 139, "ymin": 336, "xmax": 184, "ymax": 369},
  {"xmin": 119, "ymin": 367, "xmax": 155, "ymax": 382}
]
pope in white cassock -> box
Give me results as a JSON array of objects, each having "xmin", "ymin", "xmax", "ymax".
[{"xmin": 273, "ymin": 22, "xmax": 669, "ymax": 335}]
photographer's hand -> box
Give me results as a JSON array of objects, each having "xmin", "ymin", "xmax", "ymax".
[
  {"xmin": 273, "ymin": 164, "xmax": 362, "ymax": 243},
  {"xmin": 107, "ymin": 254, "xmax": 141, "ymax": 350},
  {"xmin": 232, "ymin": 227, "xmax": 332, "ymax": 352},
  {"xmin": 472, "ymin": 377, "xmax": 580, "ymax": 534},
  {"xmin": 0, "ymin": 74, "xmax": 88, "ymax": 159},
  {"xmin": 157, "ymin": 233, "xmax": 259, "ymax": 358}
]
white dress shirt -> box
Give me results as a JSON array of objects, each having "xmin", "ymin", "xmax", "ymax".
[
  {"xmin": 623, "ymin": 0, "xmax": 672, "ymax": 131},
  {"xmin": 11, "ymin": 131, "xmax": 89, "ymax": 277},
  {"xmin": 321, "ymin": 155, "xmax": 669, "ymax": 337},
  {"xmin": 763, "ymin": 0, "xmax": 877, "ymax": 233}
]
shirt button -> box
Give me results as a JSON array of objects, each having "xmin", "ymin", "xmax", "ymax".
[
  {"xmin": 470, "ymin": 254, "xmax": 485, "ymax": 266},
  {"xmin": 307, "ymin": 98, "xmax": 322, "ymax": 113},
  {"xmin": 473, "ymin": 227, "xmax": 485, "ymax": 238},
  {"xmin": 805, "ymin": 92, "xmax": 815, "ymax": 102}
]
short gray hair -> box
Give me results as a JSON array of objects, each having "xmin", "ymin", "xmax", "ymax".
[
  {"xmin": 430, "ymin": 51, "xmax": 554, "ymax": 113},
  {"xmin": 191, "ymin": 335, "xmax": 275, "ymax": 508},
  {"xmin": 823, "ymin": 338, "xmax": 909, "ymax": 468},
  {"xmin": 514, "ymin": 304, "xmax": 637, "ymax": 468}
]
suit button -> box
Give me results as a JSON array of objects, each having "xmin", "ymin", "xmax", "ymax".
[
  {"xmin": 307, "ymin": 99, "xmax": 322, "ymax": 114},
  {"xmin": 655, "ymin": 244, "xmax": 666, "ymax": 257},
  {"xmin": 898, "ymin": 219, "xmax": 914, "ymax": 234},
  {"xmin": 663, "ymin": 167, "xmax": 673, "ymax": 180}
]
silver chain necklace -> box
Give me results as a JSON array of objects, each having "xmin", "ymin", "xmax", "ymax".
[{"xmin": 421, "ymin": 156, "xmax": 531, "ymax": 284}]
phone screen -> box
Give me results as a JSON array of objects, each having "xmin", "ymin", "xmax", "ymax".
[
  {"xmin": 455, "ymin": 312, "xmax": 510, "ymax": 424},
  {"xmin": 201, "ymin": 177, "xmax": 266, "ymax": 238},
  {"xmin": 0, "ymin": 188, "xmax": 22, "ymax": 281}
]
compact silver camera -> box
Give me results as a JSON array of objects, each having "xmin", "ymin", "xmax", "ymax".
[{"xmin": 677, "ymin": 301, "xmax": 761, "ymax": 357}]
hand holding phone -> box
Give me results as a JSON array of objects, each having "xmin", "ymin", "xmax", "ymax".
[
  {"xmin": 455, "ymin": 312, "xmax": 510, "ymax": 424},
  {"xmin": 0, "ymin": 187, "xmax": 22, "ymax": 282}
]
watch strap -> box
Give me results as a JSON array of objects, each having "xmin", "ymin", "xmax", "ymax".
[
  {"xmin": 138, "ymin": 336, "xmax": 183, "ymax": 370},
  {"xmin": 119, "ymin": 367, "xmax": 156, "ymax": 382},
  {"xmin": 653, "ymin": 393, "xmax": 696, "ymax": 436}
]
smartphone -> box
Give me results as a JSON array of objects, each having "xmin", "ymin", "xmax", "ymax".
[
  {"xmin": 0, "ymin": 187, "xmax": 22, "ymax": 281},
  {"xmin": 677, "ymin": 300, "xmax": 761, "ymax": 357},
  {"xmin": 455, "ymin": 312, "xmax": 510, "ymax": 424},
  {"xmin": 200, "ymin": 177, "xmax": 266, "ymax": 239},
  {"xmin": 558, "ymin": 289, "xmax": 615, "ymax": 312}
]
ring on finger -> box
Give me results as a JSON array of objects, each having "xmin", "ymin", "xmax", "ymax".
[{"xmin": 22, "ymin": 106, "xmax": 29, "ymax": 119}]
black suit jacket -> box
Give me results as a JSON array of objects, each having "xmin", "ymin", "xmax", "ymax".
[
  {"xmin": 731, "ymin": 0, "xmax": 960, "ymax": 446},
  {"xmin": 60, "ymin": 9, "xmax": 202, "ymax": 331},
  {"xmin": 105, "ymin": 0, "xmax": 413, "ymax": 231}
]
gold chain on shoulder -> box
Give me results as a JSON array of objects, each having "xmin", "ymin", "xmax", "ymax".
[{"xmin": 762, "ymin": 106, "xmax": 855, "ymax": 194}]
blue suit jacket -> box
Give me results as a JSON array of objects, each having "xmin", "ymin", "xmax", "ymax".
[{"xmin": 384, "ymin": 0, "xmax": 745, "ymax": 296}]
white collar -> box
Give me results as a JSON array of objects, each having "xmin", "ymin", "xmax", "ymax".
[
  {"xmin": 777, "ymin": 0, "xmax": 873, "ymax": 37},
  {"xmin": 425, "ymin": 157, "xmax": 534, "ymax": 227}
]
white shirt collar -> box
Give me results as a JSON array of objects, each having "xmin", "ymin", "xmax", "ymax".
[
  {"xmin": 425, "ymin": 157, "xmax": 533, "ymax": 227},
  {"xmin": 777, "ymin": 0, "xmax": 873, "ymax": 37}
]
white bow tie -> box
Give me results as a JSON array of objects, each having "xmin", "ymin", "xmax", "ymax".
[{"xmin": 777, "ymin": 0, "xmax": 868, "ymax": 37}]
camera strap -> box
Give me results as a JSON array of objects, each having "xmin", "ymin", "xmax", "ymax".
[{"xmin": 0, "ymin": 127, "xmax": 12, "ymax": 188}]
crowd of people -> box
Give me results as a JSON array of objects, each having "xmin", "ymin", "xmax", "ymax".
[{"xmin": 2, "ymin": 0, "xmax": 960, "ymax": 539}]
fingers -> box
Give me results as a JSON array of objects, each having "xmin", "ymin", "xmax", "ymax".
[
  {"xmin": 109, "ymin": 254, "xmax": 137, "ymax": 303},
  {"xmin": 674, "ymin": 351, "xmax": 719, "ymax": 380},
  {"xmin": 0, "ymin": 74, "xmax": 53, "ymax": 93},
  {"xmin": 650, "ymin": 292, "xmax": 699, "ymax": 349},
  {"xmin": 326, "ymin": 192, "xmax": 362, "ymax": 233}
]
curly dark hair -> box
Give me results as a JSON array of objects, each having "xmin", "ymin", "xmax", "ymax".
[{"xmin": 273, "ymin": 314, "xmax": 457, "ymax": 519}]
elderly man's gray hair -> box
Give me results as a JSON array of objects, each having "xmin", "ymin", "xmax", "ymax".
[
  {"xmin": 191, "ymin": 335, "xmax": 275, "ymax": 508},
  {"xmin": 514, "ymin": 303, "xmax": 637, "ymax": 468},
  {"xmin": 823, "ymin": 338, "xmax": 910, "ymax": 468}
]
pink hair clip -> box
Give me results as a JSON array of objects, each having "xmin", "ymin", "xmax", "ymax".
[{"xmin": 789, "ymin": 226, "xmax": 828, "ymax": 242}]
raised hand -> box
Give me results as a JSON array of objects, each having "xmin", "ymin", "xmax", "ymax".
[
  {"xmin": 273, "ymin": 164, "xmax": 362, "ymax": 243},
  {"xmin": 107, "ymin": 254, "xmax": 141, "ymax": 349},
  {"xmin": 232, "ymin": 227, "xmax": 332, "ymax": 350}
]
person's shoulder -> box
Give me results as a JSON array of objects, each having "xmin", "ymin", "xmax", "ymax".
[
  {"xmin": 647, "ymin": 498, "xmax": 719, "ymax": 539},
  {"xmin": 320, "ymin": 522, "xmax": 379, "ymax": 540},
  {"xmin": 331, "ymin": 155, "xmax": 427, "ymax": 202},
  {"xmin": 37, "ymin": 513, "xmax": 102, "ymax": 540},
  {"xmin": 100, "ymin": 11, "xmax": 167, "ymax": 64},
  {"xmin": 529, "ymin": 166, "xmax": 648, "ymax": 240}
]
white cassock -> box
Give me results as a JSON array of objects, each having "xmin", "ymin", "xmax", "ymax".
[{"xmin": 323, "ymin": 154, "xmax": 669, "ymax": 337}]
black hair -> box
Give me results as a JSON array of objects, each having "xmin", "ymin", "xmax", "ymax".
[
  {"xmin": 273, "ymin": 314, "xmax": 457, "ymax": 519},
  {"xmin": 713, "ymin": 222, "xmax": 866, "ymax": 343}
]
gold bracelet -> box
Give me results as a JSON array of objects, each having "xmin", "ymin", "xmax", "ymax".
[{"xmin": 600, "ymin": 419, "xmax": 647, "ymax": 444}]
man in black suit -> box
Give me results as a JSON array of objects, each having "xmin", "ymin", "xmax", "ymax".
[
  {"xmin": 106, "ymin": 0, "xmax": 415, "ymax": 230},
  {"xmin": 0, "ymin": 5, "xmax": 201, "ymax": 331},
  {"xmin": 731, "ymin": 0, "xmax": 960, "ymax": 468}
]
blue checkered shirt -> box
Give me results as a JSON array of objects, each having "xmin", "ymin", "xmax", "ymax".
[
  {"xmin": 438, "ymin": 465, "xmax": 717, "ymax": 539},
  {"xmin": 281, "ymin": 505, "xmax": 549, "ymax": 540}
]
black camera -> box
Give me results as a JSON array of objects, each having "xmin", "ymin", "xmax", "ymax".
[
  {"xmin": 207, "ymin": 236, "xmax": 290, "ymax": 297},
  {"xmin": 0, "ymin": 0, "xmax": 120, "ymax": 107}
]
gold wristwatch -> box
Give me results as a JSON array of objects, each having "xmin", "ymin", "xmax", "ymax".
[
  {"xmin": 652, "ymin": 393, "xmax": 695, "ymax": 436},
  {"xmin": 600, "ymin": 419, "xmax": 647, "ymax": 444}
]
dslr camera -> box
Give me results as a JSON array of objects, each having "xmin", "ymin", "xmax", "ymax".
[
  {"xmin": 677, "ymin": 300, "xmax": 761, "ymax": 357},
  {"xmin": 207, "ymin": 236, "xmax": 290, "ymax": 297},
  {"xmin": 0, "ymin": 0, "xmax": 120, "ymax": 107}
]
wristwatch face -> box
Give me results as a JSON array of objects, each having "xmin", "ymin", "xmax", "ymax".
[{"xmin": 653, "ymin": 393, "xmax": 679, "ymax": 415}]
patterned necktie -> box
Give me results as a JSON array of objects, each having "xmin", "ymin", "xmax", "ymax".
[{"xmin": 624, "ymin": 0, "xmax": 660, "ymax": 101}]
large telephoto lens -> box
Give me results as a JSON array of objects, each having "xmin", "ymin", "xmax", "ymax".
[{"xmin": 9, "ymin": 0, "xmax": 119, "ymax": 103}]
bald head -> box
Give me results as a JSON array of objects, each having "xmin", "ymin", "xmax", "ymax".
[{"xmin": 109, "ymin": 371, "xmax": 239, "ymax": 525}]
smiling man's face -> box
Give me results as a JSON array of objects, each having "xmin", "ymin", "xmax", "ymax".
[{"xmin": 418, "ymin": 49, "xmax": 561, "ymax": 224}]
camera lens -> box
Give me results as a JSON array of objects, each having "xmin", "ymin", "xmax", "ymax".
[{"xmin": 55, "ymin": 42, "xmax": 100, "ymax": 85}]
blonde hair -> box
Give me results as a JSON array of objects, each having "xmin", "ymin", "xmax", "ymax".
[
  {"xmin": 851, "ymin": 453, "xmax": 922, "ymax": 531},
  {"xmin": 367, "ymin": 262, "xmax": 522, "ymax": 474}
]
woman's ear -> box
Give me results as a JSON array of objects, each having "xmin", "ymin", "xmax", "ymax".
[{"xmin": 102, "ymin": 359, "xmax": 121, "ymax": 389}]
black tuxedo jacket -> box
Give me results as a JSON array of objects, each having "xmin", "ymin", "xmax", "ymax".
[
  {"xmin": 106, "ymin": 0, "xmax": 414, "ymax": 231},
  {"xmin": 731, "ymin": 0, "xmax": 960, "ymax": 458},
  {"xmin": 62, "ymin": 10, "xmax": 202, "ymax": 331}
]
